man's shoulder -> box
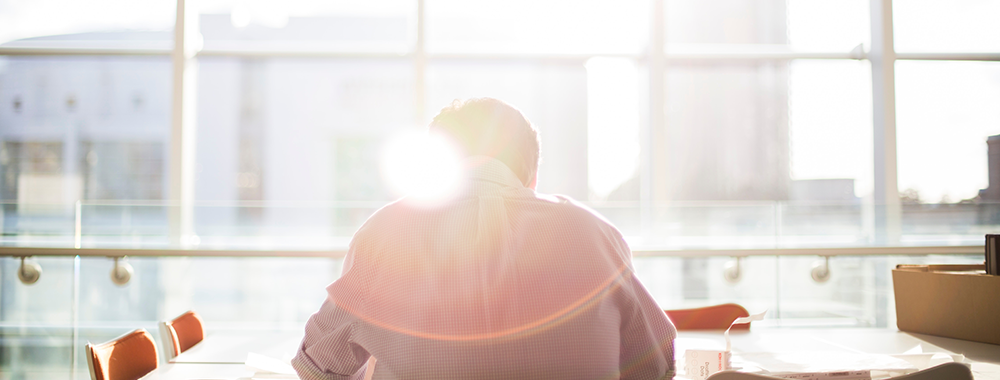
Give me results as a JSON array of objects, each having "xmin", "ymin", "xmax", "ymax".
[
  {"xmin": 525, "ymin": 192, "xmax": 622, "ymax": 234},
  {"xmin": 354, "ymin": 192, "xmax": 624, "ymax": 241}
]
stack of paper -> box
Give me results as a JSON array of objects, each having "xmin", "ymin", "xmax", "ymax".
[{"xmin": 736, "ymin": 351, "xmax": 918, "ymax": 380}]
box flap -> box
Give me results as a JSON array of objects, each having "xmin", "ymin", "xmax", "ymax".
[{"xmin": 894, "ymin": 264, "xmax": 984, "ymax": 272}]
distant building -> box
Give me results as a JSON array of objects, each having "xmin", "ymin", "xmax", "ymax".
[
  {"xmin": 978, "ymin": 135, "xmax": 1000, "ymax": 223},
  {"xmin": 979, "ymin": 135, "xmax": 1000, "ymax": 201}
]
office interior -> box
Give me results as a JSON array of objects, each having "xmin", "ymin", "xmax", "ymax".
[{"xmin": 1, "ymin": 0, "xmax": 999, "ymax": 378}]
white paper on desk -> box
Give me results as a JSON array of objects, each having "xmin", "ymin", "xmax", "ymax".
[
  {"xmin": 246, "ymin": 352, "xmax": 296, "ymax": 376},
  {"xmin": 890, "ymin": 344, "xmax": 966, "ymax": 371},
  {"xmin": 738, "ymin": 351, "xmax": 916, "ymax": 375},
  {"xmin": 726, "ymin": 310, "xmax": 766, "ymax": 352},
  {"xmin": 891, "ymin": 353, "xmax": 964, "ymax": 371}
]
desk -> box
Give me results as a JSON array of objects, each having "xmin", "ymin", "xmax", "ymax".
[
  {"xmin": 141, "ymin": 363, "xmax": 254, "ymax": 380},
  {"xmin": 150, "ymin": 328, "xmax": 1000, "ymax": 379},
  {"xmin": 677, "ymin": 328, "xmax": 1000, "ymax": 380},
  {"xmin": 171, "ymin": 330, "xmax": 303, "ymax": 364}
]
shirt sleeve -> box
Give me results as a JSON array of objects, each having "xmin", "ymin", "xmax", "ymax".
[
  {"xmin": 292, "ymin": 238, "xmax": 375, "ymax": 380},
  {"xmin": 612, "ymin": 232, "xmax": 677, "ymax": 380}
]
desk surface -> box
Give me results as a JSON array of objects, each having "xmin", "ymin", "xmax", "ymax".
[
  {"xmin": 155, "ymin": 327, "xmax": 1000, "ymax": 380},
  {"xmin": 142, "ymin": 363, "xmax": 254, "ymax": 380},
  {"xmin": 677, "ymin": 328, "xmax": 1000, "ymax": 379},
  {"xmin": 171, "ymin": 330, "xmax": 304, "ymax": 364}
]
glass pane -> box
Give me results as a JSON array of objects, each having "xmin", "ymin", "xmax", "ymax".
[
  {"xmin": 786, "ymin": 0, "xmax": 869, "ymax": 50},
  {"xmin": 653, "ymin": 60, "xmax": 872, "ymax": 248},
  {"xmin": 660, "ymin": 62, "xmax": 790, "ymax": 205},
  {"xmin": 427, "ymin": 0, "xmax": 650, "ymax": 54},
  {"xmin": 896, "ymin": 61, "xmax": 1000, "ymax": 202},
  {"xmin": 0, "ymin": 56, "xmax": 171, "ymax": 247},
  {"xmin": 787, "ymin": 59, "xmax": 873, "ymax": 247},
  {"xmin": 0, "ymin": 0, "xmax": 175, "ymax": 46},
  {"xmin": 666, "ymin": 0, "xmax": 869, "ymax": 50},
  {"xmin": 894, "ymin": 0, "xmax": 1000, "ymax": 53},
  {"xmin": 194, "ymin": 0, "xmax": 413, "ymax": 52},
  {"xmin": 427, "ymin": 60, "xmax": 589, "ymax": 200},
  {"xmin": 194, "ymin": 57, "xmax": 413, "ymax": 248},
  {"xmin": 789, "ymin": 60, "xmax": 872, "ymax": 193},
  {"xmin": 896, "ymin": 60, "xmax": 1000, "ymax": 244}
]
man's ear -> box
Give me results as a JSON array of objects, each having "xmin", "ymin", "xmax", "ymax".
[{"xmin": 528, "ymin": 173, "xmax": 537, "ymax": 190}]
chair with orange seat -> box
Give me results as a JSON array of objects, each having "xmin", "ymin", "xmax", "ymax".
[
  {"xmin": 85, "ymin": 328, "xmax": 159, "ymax": 380},
  {"xmin": 158, "ymin": 310, "xmax": 205, "ymax": 361},
  {"xmin": 665, "ymin": 303, "xmax": 751, "ymax": 331}
]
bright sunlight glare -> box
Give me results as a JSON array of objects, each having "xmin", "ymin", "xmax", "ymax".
[
  {"xmin": 380, "ymin": 131, "xmax": 464, "ymax": 207},
  {"xmin": 586, "ymin": 57, "xmax": 640, "ymax": 200}
]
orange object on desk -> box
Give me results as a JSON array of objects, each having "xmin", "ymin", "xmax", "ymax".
[{"xmin": 665, "ymin": 303, "xmax": 751, "ymax": 331}]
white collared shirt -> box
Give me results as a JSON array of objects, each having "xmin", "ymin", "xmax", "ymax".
[{"xmin": 293, "ymin": 157, "xmax": 676, "ymax": 380}]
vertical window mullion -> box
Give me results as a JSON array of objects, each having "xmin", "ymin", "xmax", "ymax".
[
  {"xmin": 869, "ymin": 0, "xmax": 901, "ymax": 246},
  {"xmin": 169, "ymin": 0, "xmax": 197, "ymax": 247}
]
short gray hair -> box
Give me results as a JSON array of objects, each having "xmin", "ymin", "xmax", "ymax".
[{"xmin": 429, "ymin": 98, "xmax": 539, "ymax": 186}]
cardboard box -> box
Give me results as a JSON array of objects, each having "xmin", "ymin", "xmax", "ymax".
[{"xmin": 892, "ymin": 264, "xmax": 1000, "ymax": 345}]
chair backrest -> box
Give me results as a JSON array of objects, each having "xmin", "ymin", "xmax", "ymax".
[
  {"xmin": 85, "ymin": 329, "xmax": 159, "ymax": 380},
  {"xmin": 665, "ymin": 303, "xmax": 751, "ymax": 331},
  {"xmin": 160, "ymin": 310, "xmax": 205, "ymax": 359}
]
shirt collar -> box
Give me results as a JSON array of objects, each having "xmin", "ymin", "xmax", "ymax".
[{"xmin": 464, "ymin": 156, "xmax": 525, "ymax": 189}]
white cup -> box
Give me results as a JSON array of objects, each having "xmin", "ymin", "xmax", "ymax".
[{"xmin": 684, "ymin": 349, "xmax": 731, "ymax": 380}]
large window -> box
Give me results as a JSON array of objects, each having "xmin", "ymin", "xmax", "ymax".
[
  {"xmin": 2, "ymin": 0, "xmax": 997, "ymax": 250},
  {"xmin": 0, "ymin": 1, "xmax": 997, "ymax": 377}
]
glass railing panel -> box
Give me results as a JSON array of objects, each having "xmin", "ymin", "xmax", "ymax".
[
  {"xmin": 79, "ymin": 204, "xmax": 169, "ymax": 248},
  {"xmin": 646, "ymin": 203, "xmax": 780, "ymax": 249},
  {"xmin": 777, "ymin": 202, "xmax": 866, "ymax": 248},
  {"xmin": 900, "ymin": 202, "xmax": 998, "ymax": 246},
  {"xmin": 155, "ymin": 256, "xmax": 339, "ymax": 328},
  {"xmin": 0, "ymin": 201, "xmax": 995, "ymax": 251},
  {"xmin": 74, "ymin": 256, "xmax": 340, "ymax": 328},
  {"xmin": 634, "ymin": 256, "xmax": 778, "ymax": 320},
  {"xmin": 776, "ymin": 254, "xmax": 984, "ymax": 329},
  {"xmin": 0, "ymin": 256, "xmax": 75, "ymax": 379},
  {"xmin": 1, "ymin": 251, "xmax": 988, "ymax": 378},
  {"xmin": 777, "ymin": 255, "xmax": 879, "ymax": 327},
  {"xmin": 0, "ymin": 202, "xmax": 76, "ymax": 248},
  {"xmin": 190, "ymin": 204, "xmax": 381, "ymax": 250},
  {"xmin": 75, "ymin": 203, "xmax": 389, "ymax": 250}
]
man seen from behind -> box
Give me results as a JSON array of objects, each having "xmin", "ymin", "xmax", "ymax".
[{"xmin": 293, "ymin": 98, "xmax": 677, "ymax": 379}]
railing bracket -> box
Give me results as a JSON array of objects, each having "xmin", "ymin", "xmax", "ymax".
[
  {"xmin": 18, "ymin": 256, "xmax": 42, "ymax": 285},
  {"xmin": 110, "ymin": 256, "xmax": 134, "ymax": 286},
  {"xmin": 811, "ymin": 256, "xmax": 831, "ymax": 283},
  {"xmin": 724, "ymin": 256, "xmax": 743, "ymax": 283}
]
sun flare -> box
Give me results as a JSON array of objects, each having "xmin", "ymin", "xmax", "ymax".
[{"xmin": 380, "ymin": 131, "xmax": 464, "ymax": 207}]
